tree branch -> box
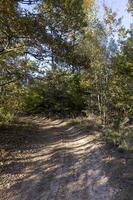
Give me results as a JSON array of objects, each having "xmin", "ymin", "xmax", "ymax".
[{"xmin": 0, "ymin": 79, "xmax": 17, "ymax": 87}]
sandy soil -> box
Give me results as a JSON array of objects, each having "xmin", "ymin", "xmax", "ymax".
[{"xmin": 0, "ymin": 117, "xmax": 121, "ymax": 200}]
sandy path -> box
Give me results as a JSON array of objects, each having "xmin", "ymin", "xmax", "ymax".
[{"xmin": 0, "ymin": 118, "xmax": 116, "ymax": 200}]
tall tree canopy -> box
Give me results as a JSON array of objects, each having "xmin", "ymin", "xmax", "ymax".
[{"xmin": 0, "ymin": 0, "xmax": 132, "ymax": 151}]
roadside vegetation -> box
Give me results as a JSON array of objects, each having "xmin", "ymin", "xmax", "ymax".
[{"xmin": 0, "ymin": 0, "xmax": 133, "ymax": 151}]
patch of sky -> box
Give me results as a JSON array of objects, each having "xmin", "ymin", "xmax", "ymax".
[{"xmin": 97, "ymin": 0, "xmax": 132, "ymax": 29}]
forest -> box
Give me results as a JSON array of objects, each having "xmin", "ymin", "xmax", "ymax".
[{"xmin": 0, "ymin": 0, "xmax": 133, "ymax": 199}]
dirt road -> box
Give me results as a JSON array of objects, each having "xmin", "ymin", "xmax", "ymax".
[{"xmin": 0, "ymin": 118, "xmax": 117, "ymax": 200}]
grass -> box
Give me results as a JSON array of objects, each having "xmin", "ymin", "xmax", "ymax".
[{"xmin": 102, "ymin": 126, "xmax": 133, "ymax": 152}]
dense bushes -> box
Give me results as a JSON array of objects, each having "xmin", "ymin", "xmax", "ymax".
[
  {"xmin": 23, "ymin": 69, "xmax": 88, "ymax": 116},
  {"xmin": 0, "ymin": 0, "xmax": 132, "ymax": 151},
  {"xmin": 102, "ymin": 126, "xmax": 133, "ymax": 151},
  {"xmin": 0, "ymin": 82, "xmax": 25, "ymax": 123}
]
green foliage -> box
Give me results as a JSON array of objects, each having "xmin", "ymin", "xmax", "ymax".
[
  {"xmin": 0, "ymin": 82, "xmax": 25, "ymax": 123},
  {"xmin": 107, "ymin": 31, "xmax": 133, "ymax": 122},
  {"xmin": 22, "ymin": 69, "xmax": 88, "ymax": 116},
  {"xmin": 22, "ymin": 85, "xmax": 44, "ymax": 113},
  {"xmin": 128, "ymin": 0, "xmax": 133, "ymax": 14},
  {"xmin": 0, "ymin": 56, "xmax": 38, "ymax": 122},
  {"xmin": 0, "ymin": 0, "xmax": 132, "ymax": 150},
  {"xmin": 102, "ymin": 127, "xmax": 133, "ymax": 151}
]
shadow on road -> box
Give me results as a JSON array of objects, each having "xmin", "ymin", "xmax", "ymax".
[{"xmin": 0, "ymin": 117, "xmax": 133, "ymax": 200}]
